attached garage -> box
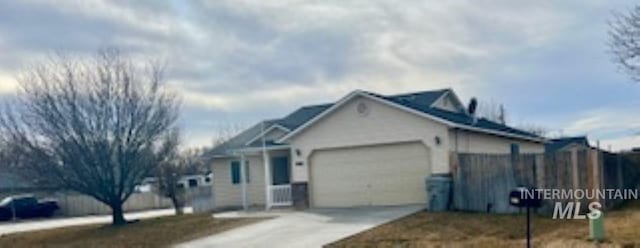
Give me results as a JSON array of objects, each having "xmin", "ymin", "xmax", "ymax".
[{"xmin": 309, "ymin": 142, "xmax": 431, "ymax": 207}]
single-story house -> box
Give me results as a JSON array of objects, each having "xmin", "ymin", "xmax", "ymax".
[
  {"xmin": 204, "ymin": 88, "xmax": 545, "ymax": 209},
  {"xmin": 545, "ymin": 136, "xmax": 590, "ymax": 153},
  {"xmin": 135, "ymin": 173, "xmax": 213, "ymax": 193}
]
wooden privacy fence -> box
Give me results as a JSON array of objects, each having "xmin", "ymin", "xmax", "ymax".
[
  {"xmin": 450, "ymin": 150, "xmax": 640, "ymax": 214},
  {"xmin": 55, "ymin": 191, "xmax": 173, "ymax": 216}
]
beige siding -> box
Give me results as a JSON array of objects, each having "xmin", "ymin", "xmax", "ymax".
[
  {"xmin": 211, "ymin": 155, "xmax": 266, "ymax": 208},
  {"xmin": 449, "ymin": 129, "xmax": 544, "ymax": 154},
  {"xmin": 289, "ymin": 95, "xmax": 449, "ymax": 182},
  {"xmin": 309, "ymin": 142, "xmax": 430, "ymax": 207}
]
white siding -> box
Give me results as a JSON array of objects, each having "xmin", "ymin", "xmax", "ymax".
[
  {"xmin": 449, "ymin": 129, "xmax": 544, "ymax": 154},
  {"xmin": 289, "ymin": 95, "xmax": 449, "ymax": 182}
]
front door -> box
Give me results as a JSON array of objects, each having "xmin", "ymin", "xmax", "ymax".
[{"xmin": 271, "ymin": 156, "xmax": 290, "ymax": 185}]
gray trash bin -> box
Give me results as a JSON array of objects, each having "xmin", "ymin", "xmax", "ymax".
[{"xmin": 426, "ymin": 174, "xmax": 452, "ymax": 211}]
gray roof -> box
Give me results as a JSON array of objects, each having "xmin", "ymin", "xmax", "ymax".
[
  {"xmin": 275, "ymin": 104, "xmax": 333, "ymax": 130},
  {"xmin": 206, "ymin": 89, "xmax": 542, "ymax": 156},
  {"xmin": 205, "ymin": 120, "xmax": 278, "ymax": 156},
  {"xmin": 372, "ymin": 91, "xmax": 540, "ymax": 138},
  {"xmin": 545, "ymin": 136, "xmax": 589, "ymax": 152}
]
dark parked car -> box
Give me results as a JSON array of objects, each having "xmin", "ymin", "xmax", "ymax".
[{"xmin": 0, "ymin": 195, "xmax": 59, "ymax": 221}]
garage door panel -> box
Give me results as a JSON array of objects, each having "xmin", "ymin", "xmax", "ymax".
[{"xmin": 310, "ymin": 142, "xmax": 430, "ymax": 207}]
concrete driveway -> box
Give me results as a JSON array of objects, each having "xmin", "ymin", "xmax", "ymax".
[{"xmin": 178, "ymin": 205, "xmax": 423, "ymax": 248}]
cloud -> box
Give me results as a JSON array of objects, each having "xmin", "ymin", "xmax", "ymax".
[
  {"xmin": 600, "ymin": 135, "xmax": 640, "ymax": 152},
  {"xmin": 0, "ymin": 0, "xmax": 639, "ymax": 147},
  {"xmin": 0, "ymin": 73, "xmax": 19, "ymax": 95}
]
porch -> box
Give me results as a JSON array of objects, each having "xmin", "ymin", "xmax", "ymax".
[{"xmin": 234, "ymin": 146, "xmax": 293, "ymax": 209}]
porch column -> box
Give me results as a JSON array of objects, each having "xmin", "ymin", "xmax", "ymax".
[
  {"xmin": 240, "ymin": 153, "xmax": 248, "ymax": 211},
  {"xmin": 263, "ymin": 149, "xmax": 272, "ymax": 210}
]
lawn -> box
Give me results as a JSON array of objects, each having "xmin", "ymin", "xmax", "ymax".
[
  {"xmin": 328, "ymin": 201, "xmax": 640, "ymax": 248},
  {"xmin": 0, "ymin": 213, "xmax": 265, "ymax": 248}
]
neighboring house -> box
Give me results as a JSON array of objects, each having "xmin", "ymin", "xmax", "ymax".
[
  {"xmin": 545, "ymin": 136, "xmax": 590, "ymax": 153},
  {"xmin": 177, "ymin": 173, "xmax": 213, "ymax": 189},
  {"xmin": 135, "ymin": 173, "xmax": 213, "ymax": 193},
  {"xmin": 204, "ymin": 88, "xmax": 545, "ymax": 209}
]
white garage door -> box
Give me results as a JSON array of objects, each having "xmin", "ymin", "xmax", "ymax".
[{"xmin": 310, "ymin": 142, "xmax": 430, "ymax": 207}]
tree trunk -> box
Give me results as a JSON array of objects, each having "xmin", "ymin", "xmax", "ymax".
[
  {"xmin": 171, "ymin": 196, "xmax": 184, "ymax": 215},
  {"xmin": 111, "ymin": 202, "xmax": 127, "ymax": 226}
]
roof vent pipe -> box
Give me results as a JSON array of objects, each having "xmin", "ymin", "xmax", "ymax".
[{"xmin": 468, "ymin": 97, "xmax": 478, "ymax": 125}]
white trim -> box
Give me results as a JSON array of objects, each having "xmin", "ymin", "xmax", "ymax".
[
  {"xmin": 277, "ymin": 90, "xmax": 545, "ymax": 143},
  {"xmin": 429, "ymin": 89, "xmax": 451, "ymax": 108},
  {"xmin": 430, "ymin": 89, "xmax": 466, "ymax": 113},
  {"xmin": 240, "ymin": 153, "xmax": 248, "ymax": 211},
  {"xmin": 244, "ymin": 124, "xmax": 290, "ymax": 146},
  {"xmin": 235, "ymin": 145, "xmax": 291, "ymax": 153},
  {"xmin": 261, "ymin": 122, "xmax": 272, "ymax": 210},
  {"xmin": 209, "ymin": 145, "xmax": 290, "ymax": 158}
]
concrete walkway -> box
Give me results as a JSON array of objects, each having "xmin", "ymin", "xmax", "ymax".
[
  {"xmin": 178, "ymin": 205, "xmax": 423, "ymax": 248},
  {"xmin": 0, "ymin": 207, "xmax": 192, "ymax": 235}
]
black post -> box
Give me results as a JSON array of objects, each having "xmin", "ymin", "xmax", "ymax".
[{"xmin": 526, "ymin": 206, "xmax": 531, "ymax": 248}]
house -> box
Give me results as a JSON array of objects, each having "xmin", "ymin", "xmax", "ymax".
[
  {"xmin": 135, "ymin": 173, "xmax": 213, "ymax": 193},
  {"xmin": 205, "ymin": 88, "xmax": 545, "ymax": 210},
  {"xmin": 177, "ymin": 173, "xmax": 213, "ymax": 189},
  {"xmin": 545, "ymin": 136, "xmax": 590, "ymax": 153}
]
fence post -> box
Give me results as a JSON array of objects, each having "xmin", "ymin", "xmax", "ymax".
[
  {"xmin": 535, "ymin": 154, "xmax": 545, "ymax": 189},
  {"xmin": 571, "ymin": 148, "xmax": 580, "ymax": 190},
  {"xmin": 590, "ymin": 149, "xmax": 603, "ymax": 206},
  {"xmin": 449, "ymin": 152, "xmax": 459, "ymax": 210},
  {"xmin": 617, "ymin": 153, "xmax": 624, "ymax": 190}
]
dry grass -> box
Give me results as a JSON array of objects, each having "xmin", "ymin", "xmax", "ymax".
[
  {"xmin": 0, "ymin": 213, "xmax": 265, "ymax": 248},
  {"xmin": 328, "ymin": 201, "xmax": 640, "ymax": 248}
]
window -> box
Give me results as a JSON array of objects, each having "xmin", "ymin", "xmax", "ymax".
[
  {"xmin": 230, "ymin": 160, "xmax": 250, "ymax": 184},
  {"xmin": 188, "ymin": 179, "xmax": 198, "ymax": 188},
  {"xmin": 231, "ymin": 161, "xmax": 240, "ymax": 184}
]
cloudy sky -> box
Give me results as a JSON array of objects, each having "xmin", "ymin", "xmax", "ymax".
[{"xmin": 0, "ymin": 0, "xmax": 639, "ymax": 150}]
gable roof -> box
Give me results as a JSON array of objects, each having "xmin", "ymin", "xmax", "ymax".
[
  {"xmin": 545, "ymin": 136, "xmax": 590, "ymax": 152},
  {"xmin": 389, "ymin": 89, "xmax": 449, "ymax": 107},
  {"xmin": 205, "ymin": 119, "xmax": 278, "ymax": 157},
  {"xmin": 275, "ymin": 103, "xmax": 333, "ymax": 130},
  {"xmin": 377, "ymin": 93, "xmax": 539, "ymax": 139},
  {"xmin": 207, "ymin": 88, "xmax": 544, "ymax": 156},
  {"xmin": 278, "ymin": 89, "xmax": 543, "ymax": 142}
]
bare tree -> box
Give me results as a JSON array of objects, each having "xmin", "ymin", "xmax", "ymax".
[
  {"xmin": 516, "ymin": 123, "xmax": 550, "ymax": 138},
  {"xmin": 0, "ymin": 49, "xmax": 180, "ymax": 225},
  {"xmin": 609, "ymin": 5, "xmax": 640, "ymax": 82},
  {"xmin": 156, "ymin": 148, "xmax": 205, "ymax": 215},
  {"xmin": 212, "ymin": 123, "xmax": 247, "ymax": 147},
  {"xmin": 477, "ymin": 100, "xmax": 508, "ymax": 124}
]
